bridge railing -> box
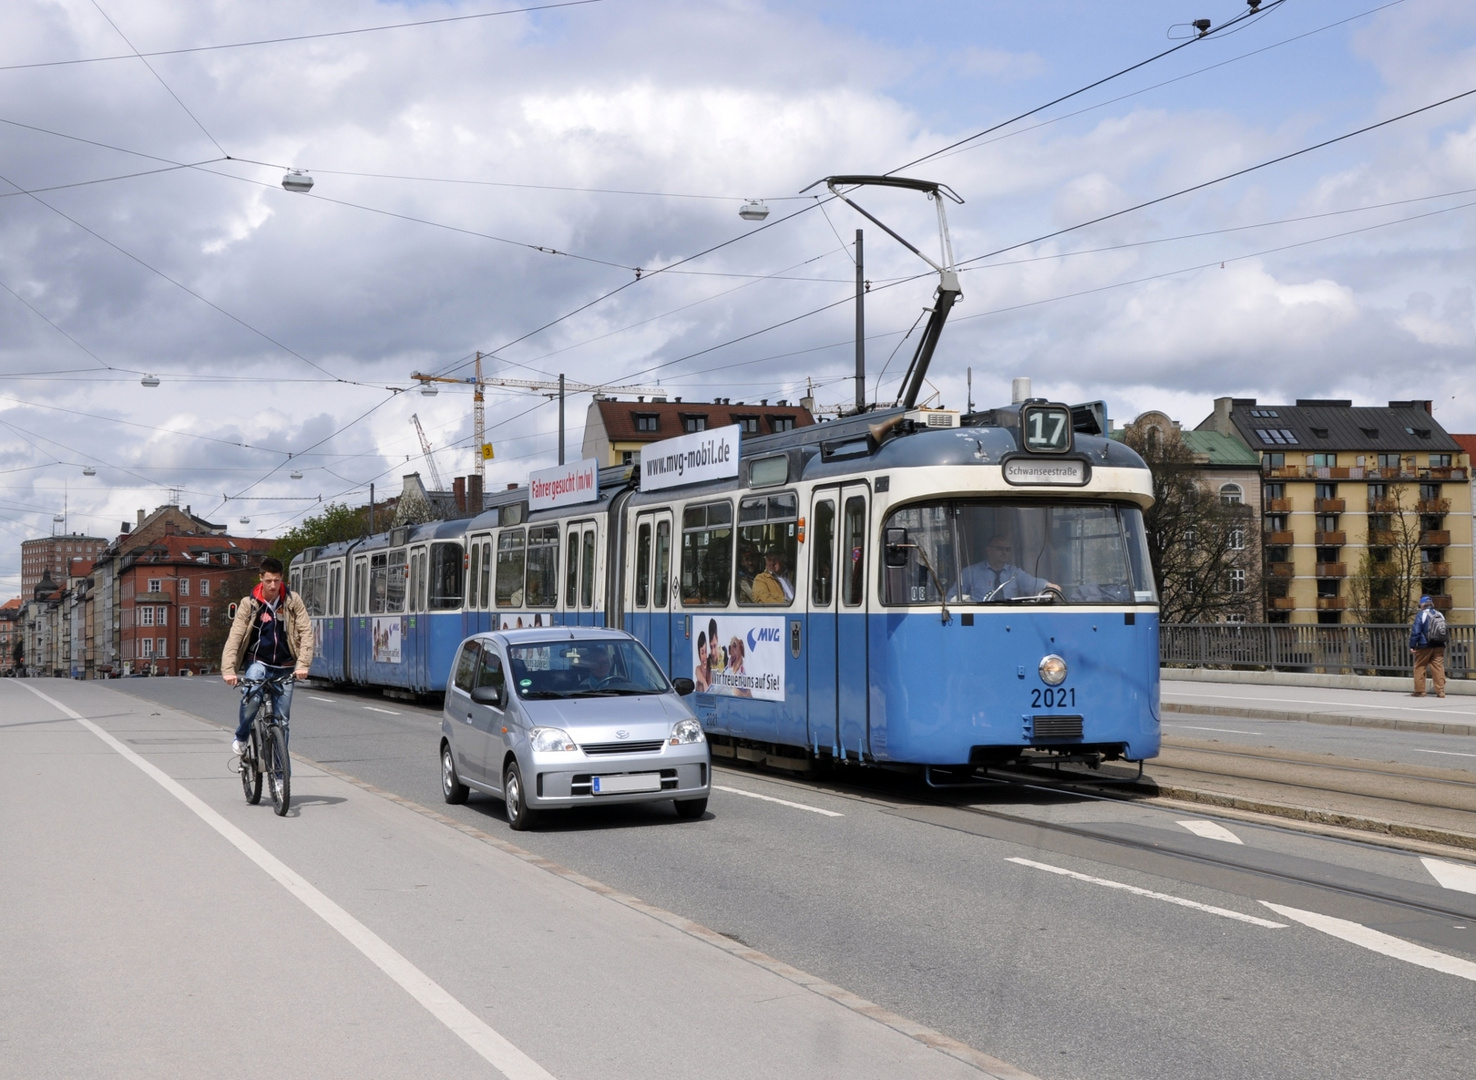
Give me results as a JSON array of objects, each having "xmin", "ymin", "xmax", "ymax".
[{"xmin": 1160, "ymin": 622, "xmax": 1473, "ymax": 677}]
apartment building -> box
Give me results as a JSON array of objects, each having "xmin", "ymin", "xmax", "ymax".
[
  {"xmin": 1198, "ymin": 398, "xmax": 1472, "ymax": 624},
  {"xmin": 21, "ymin": 533, "xmax": 108, "ymax": 597},
  {"xmin": 581, "ymin": 396, "xmax": 816, "ymax": 467}
]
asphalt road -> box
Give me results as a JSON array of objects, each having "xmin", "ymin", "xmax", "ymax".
[
  {"xmin": 1161, "ymin": 714, "xmax": 1476, "ymax": 773},
  {"xmin": 67, "ymin": 674, "xmax": 1476, "ymax": 1080}
]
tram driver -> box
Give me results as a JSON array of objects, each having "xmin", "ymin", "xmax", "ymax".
[{"xmin": 954, "ymin": 535, "xmax": 1056, "ymax": 602}]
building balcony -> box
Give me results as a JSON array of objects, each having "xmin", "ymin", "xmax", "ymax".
[
  {"xmin": 1316, "ymin": 596, "xmax": 1347, "ymax": 611},
  {"xmin": 1367, "ymin": 530, "xmax": 1396, "ymax": 547},
  {"xmin": 1269, "ymin": 597, "xmax": 1297, "ymax": 610},
  {"xmin": 1314, "ymin": 563, "xmax": 1347, "ymax": 578},
  {"xmin": 1260, "ymin": 464, "xmax": 1468, "ymax": 482},
  {"xmin": 132, "ymin": 591, "xmax": 174, "ymax": 604},
  {"xmin": 1420, "ymin": 530, "xmax": 1451, "ymax": 546},
  {"xmin": 1421, "ymin": 467, "xmax": 1467, "ymax": 481},
  {"xmin": 1314, "ymin": 531, "xmax": 1346, "ymax": 546},
  {"xmin": 1264, "ymin": 498, "xmax": 1292, "ymax": 514},
  {"xmin": 1266, "ymin": 530, "xmax": 1295, "ymax": 546},
  {"xmin": 1313, "ymin": 498, "xmax": 1346, "ymax": 513},
  {"xmin": 1268, "ymin": 562, "xmax": 1296, "ymax": 578},
  {"xmin": 1432, "ymin": 595, "xmax": 1454, "ymax": 612},
  {"xmin": 1416, "ymin": 498, "xmax": 1452, "ymax": 515}
]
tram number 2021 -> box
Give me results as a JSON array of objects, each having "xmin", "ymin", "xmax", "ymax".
[{"xmin": 1030, "ymin": 687, "xmax": 1076, "ymax": 708}]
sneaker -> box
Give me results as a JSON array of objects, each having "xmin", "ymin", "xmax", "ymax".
[{"xmin": 232, "ymin": 739, "xmax": 246, "ymax": 755}]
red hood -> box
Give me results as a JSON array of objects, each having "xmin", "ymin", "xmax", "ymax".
[{"xmin": 252, "ymin": 582, "xmax": 289, "ymax": 604}]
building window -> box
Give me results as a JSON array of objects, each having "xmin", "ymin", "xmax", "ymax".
[
  {"xmin": 1263, "ymin": 482, "xmax": 1284, "ymax": 503},
  {"xmin": 179, "ymin": 639, "xmax": 189, "ymax": 658},
  {"xmin": 1219, "ymin": 483, "xmax": 1243, "ymax": 506},
  {"xmin": 1265, "ymin": 514, "xmax": 1288, "ymax": 533},
  {"xmin": 140, "ymin": 638, "xmax": 153, "ymax": 658},
  {"xmin": 200, "ymin": 579, "xmax": 210, "ymax": 597},
  {"xmin": 682, "ymin": 414, "xmax": 707, "ymax": 433},
  {"xmin": 1227, "ymin": 569, "xmax": 1246, "ymax": 593},
  {"xmin": 139, "ymin": 607, "xmax": 154, "ymax": 627},
  {"xmin": 1367, "ymin": 483, "xmax": 1387, "ymax": 506},
  {"xmin": 156, "ymin": 606, "xmax": 167, "ymax": 626},
  {"xmin": 1420, "ymin": 483, "xmax": 1442, "ymax": 501},
  {"xmin": 179, "ymin": 606, "xmax": 190, "ymax": 627},
  {"xmin": 1263, "ymin": 453, "xmax": 1284, "ymax": 468},
  {"xmin": 179, "ymin": 578, "xmax": 190, "ymax": 596},
  {"xmin": 769, "ymin": 416, "xmax": 795, "ymax": 433},
  {"xmin": 1227, "ymin": 527, "xmax": 1245, "ymax": 551},
  {"xmin": 156, "ymin": 638, "xmax": 167, "ymax": 658},
  {"xmin": 1430, "ymin": 453, "xmax": 1452, "ymax": 468},
  {"xmin": 199, "ymin": 607, "xmax": 210, "ymax": 626},
  {"xmin": 1314, "ymin": 483, "xmax": 1337, "ymax": 500},
  {"xmin": 1376, "ymin": 453, "xmax": 1401, "ymax": 470},
  {"xmin": 1316, "ymin": 579, "xmax": 1340, "ymax": 598},
  {"xmin": 621, "ymin": 450, "xmax": 635, "ymax": 465},
  {"xmin": 1316, "ymin": 514, "xmax": 1339, "ymax": 532},
  {"xmin": 634, "ymin": 413, "xmax": 659, "ymax": 433},
  {"xmin": 734, "ymin": 415, "xmax": 759, "ymax": 434},
  {"xmin": 147, "ymin": 579, "xmax": 162, "ymax": 592},
  {"xmin": 1310, "ymin": 453, "xmax": 1337, "ymax": 468}
]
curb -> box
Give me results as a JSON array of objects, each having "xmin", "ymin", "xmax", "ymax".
[{"xmin": 1162, "ymin": 701, "xmax": 1476, "ymax": 737}]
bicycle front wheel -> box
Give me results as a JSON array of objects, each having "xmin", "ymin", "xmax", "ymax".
[
  {"xmin": 266, "ymin": 725, "xmax": 291, "ymax": 816},
  {"xmin": 241, "ymin": 728, "xmax": 263, "ymax": 805}
]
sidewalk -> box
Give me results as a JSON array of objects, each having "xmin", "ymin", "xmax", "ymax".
[{"xmin": 1161, "ymin": 674, "xmax": 1476, "ymax": 735}]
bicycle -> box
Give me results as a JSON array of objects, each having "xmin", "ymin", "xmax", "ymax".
[{"xmin": 238, "ymin": 672, "xmax": 292, "ymax": 816}]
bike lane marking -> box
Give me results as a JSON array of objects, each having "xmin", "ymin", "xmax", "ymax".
[
  {"xmin": 1006, "ymin": 857, "xmax": 1286, "ymax": 928},
  {"xmin": 1420, "ymin": 857, "xmax": 1476, "ymax": 895},
  {"xmin": 713, "ymin": 784, "xmax": 843, "ymax": 817},
  {"xmin": 16, "ymin": 682, "xmax": 557, "ymax": 1080},
  {"xmin": 1261, "ymin": 902, "xmax": 1476, "ymax": 982}
]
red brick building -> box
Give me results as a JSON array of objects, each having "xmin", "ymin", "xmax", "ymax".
[
  {"xmin": 118, "ymin": 535, "xmax": 272, "ymax": 675},
  {"xmin": 580, "ymin": 396, "xmax": 816, "ymax": 467},
  {"xmin": 22, "ymin": 534, "xmax": 109, "ymax": 597}
]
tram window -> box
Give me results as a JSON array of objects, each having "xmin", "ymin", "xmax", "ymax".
[
  {"xmin": 353, "ymin": 559, "xmax": 368, "ymax": 615},
  {"xmin": 369, "ymin": 553, "xmax": 387, "ymax": 614},
  {"xmin": 496, "ymin": 529, "xmax": 526, "ymax": 608},
  {"xmin": 312, "ymin": 563, "xmax": 329, "ymax": 616},
  {"xmin": 811, "ymin": 500, "xmax": 835, "ymax": 606},
  {"xmin": 385, "ymin": 549, "xmax": 408, "ymax": 612},
  {"xmin": 328, "ymin": 564, "xmax": 342, "ymax": 617},
  {"xmin": 407, "ymin": 550, "xmax": 424, "ymax": 613},
  {"xmin": 478, "ymin": 539, "xmax": 492, "ymax": 611},
  {"xmin": 565, "ymin": 527, "xmax": 580, "ymax": 606},
  {"xmin": 635, "ymin": 521, "xmax": 653, "ymax": 608},
  {"xmin": 468, "ymin": 542, "xmax": 482, "ymax": 609},
  {"xmin": 429, "ymin": 542, "xmax": 464, "ymax": 610},
  {"xmin": 880, "ymin": 504, "xmax": 952, "ymax": 605},
  {"xmin": 654, "ymin": 520, "xmax": 672, "ymax": 607},
  {"xmin": 525, "ymin": 526, "xmax": 559, "ymax": 608},
  {"xmin": 580, "ymin": 528, "xmax": 596, "ymax": 608},
  {"xmin": 681, "ymin": 501, "xmax": 733, "ymax": 606},
  {"xmin": 737, "ymin": 492, "xmax": 797, "ymax": 606},
  {"xmin": 842, "ymin": 497, "xmax": 866, "ymax": 607}
]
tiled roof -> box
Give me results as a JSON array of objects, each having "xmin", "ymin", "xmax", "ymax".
[
  {"xmin": 1452, "ymin": 433, "xmax": 1476, "ymax": 461},
  {"xmin": 592, "ymin": 398, "xmax": 814, "ymax": 443},
  {"xmin": 1225, "ymin": 400, "xmax": 1460, "ymax": 453}
]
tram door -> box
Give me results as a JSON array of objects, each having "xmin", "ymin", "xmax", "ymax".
[
  {"xmin": 629, "ymin": 511, "xmax": 675, "ymax": 673},
  {"xmin": 562, "ymin": 520, "xmax": 599, "ymax": 627},
  {"xmin": 806, "ymin": 493, "xmax": 840, "ymax": 752},
  {"xmin": 835, "ymin": 486, "xmax": 871, "ymax": 758}
]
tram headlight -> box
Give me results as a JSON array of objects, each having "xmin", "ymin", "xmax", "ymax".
[
  {"xmin": 670, "ymin": 718, "xmax": 705, "ymax": 745},
  {"xmin": 1038, "ymin": 654, "xmax": 1068, "ymax": 686}
]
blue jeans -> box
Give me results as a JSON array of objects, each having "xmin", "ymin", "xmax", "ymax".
[{"xmin": 235, "ymin": 662, "xmax": 295, "ymax": 743}]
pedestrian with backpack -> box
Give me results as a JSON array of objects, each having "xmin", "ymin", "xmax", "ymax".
[{"xmin": 1409, "ymin": 595, "xmax": 1447, "ymax": 698}]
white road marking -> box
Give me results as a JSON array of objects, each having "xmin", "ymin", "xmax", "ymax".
[
  {"xmin": 363, "ymin": 705, "xmax": 401, "ymax": 715},
  {"xmin": 713, "ymin": 785, "xmax": 843, "ymax": 817},
  {"xmin": 1421, "ymin": 857, "xmax": 1476, "ymax": 895},
  {"xmin": 1411, "ymin": 748, "xmax": 1476, "ymax": 759},
  {"xmin": 1261, "ymin": 902, "xmax": 1476, "ymax": 983},
  {"xmin": 17, "ymin": 683, "xmax": 557, "ymax": 1080},
  {"xmin": 310, "ymin": 695, "xmax": 337, "ymax": 703},
  {"xmin": 1166, "ymin": 690, "xmax": 1475, "ymax": 717},
  {"xmin": 1164, "ymin": 724, "xmax": 1263, "ymax": 735},
  {"xmin": 1177, "ymin": 820, "xmax": 1244, "ymax": 844},
  {"xmin": 1006, "ymin": 857, "xmax": 1285, "ymax": 928}
]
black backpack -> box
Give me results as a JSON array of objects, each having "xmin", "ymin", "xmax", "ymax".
[{"xmin": 1427, "ymin": 609, "xmax": 1448, "ymax": 646}]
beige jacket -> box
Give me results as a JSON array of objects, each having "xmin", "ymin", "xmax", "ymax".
[{"xmin": 221, "ymin": 588, "xmax": 314, "ymax": 677}]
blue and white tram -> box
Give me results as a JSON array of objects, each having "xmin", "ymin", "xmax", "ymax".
[{"xmin": 292, "ymin": 397, "xmax": 1160, "ymax": 768}]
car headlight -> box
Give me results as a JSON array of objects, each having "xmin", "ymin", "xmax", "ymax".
[
  {"xmin": 670, "ymin": 718, "xmax": 705, "ymax": 745},
  {"xmin": 1039, "ymin": 654, "xmax": 1068, "ymax": 686},
  {"xmin": 530, "ymin": 727, "xmax": 577, "ymax": 752}
]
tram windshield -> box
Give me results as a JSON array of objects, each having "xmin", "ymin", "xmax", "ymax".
[{"xmin": 882, "ymin": 501, "xmax": 1156, "ymax": 606}]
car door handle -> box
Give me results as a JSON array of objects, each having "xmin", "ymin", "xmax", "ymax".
[{"xmin": 465, "ymin": 713, "xmax": 474, "ymax": 724}]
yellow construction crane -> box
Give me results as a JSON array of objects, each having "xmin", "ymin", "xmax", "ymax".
[{"xmin": 411, "ymin": 353, "xmax": 667, "ymax": 465}]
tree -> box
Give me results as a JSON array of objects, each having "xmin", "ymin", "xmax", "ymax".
[
  {"xmin": 268, "ymin": 502, "xmax": 371, "ymax": 570},
  {"xmin": 1121, "ymin": 420, "xmax": 1260, "ymax": 623},
  {"xmin": 199, "ymin": 566, "xmax": 260, "ymax": 670},
  {"xmin": 1348, "ymin": 486, "xmax": 1422, "ymax": 625}
]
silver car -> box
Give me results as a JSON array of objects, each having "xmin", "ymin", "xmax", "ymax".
[{"xmin": 439, "ymin": 627, "xmax": 710, "ymax": 829}]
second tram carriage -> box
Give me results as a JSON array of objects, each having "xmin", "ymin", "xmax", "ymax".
[{"xmin": 291, "ymin": 397, "xmax": 1161, "ymax": 771}]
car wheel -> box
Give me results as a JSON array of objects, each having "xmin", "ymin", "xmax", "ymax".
[
  {"xmin": 674, "ymin": 797, "xmax": 708, "ymax": 820},
  {"xmin": 442, "ymin": 742, "xmax": 468, "ymax": 805},
  {"xmin": 503, "ymin": 760, "xmax": 538, "ymax": 831}
]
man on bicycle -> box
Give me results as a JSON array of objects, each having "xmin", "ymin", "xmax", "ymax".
[{"xmin": 222, "ymin": 558, "xmax": 313, "ymax": 754}]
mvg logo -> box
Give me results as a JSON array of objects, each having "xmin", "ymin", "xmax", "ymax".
[{"xmin": 747, "ymin": 626, "xmax": 782, "ymax": 651}]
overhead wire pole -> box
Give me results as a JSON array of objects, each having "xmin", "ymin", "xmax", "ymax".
[{"xmin": 855, "ymin": 229, "xmax": 865, "ymax": 414}]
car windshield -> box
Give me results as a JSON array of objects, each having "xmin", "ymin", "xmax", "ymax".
[
  {"xmin": 883, "ymin": 500, "xmax": 1157, "ymax": 606},
  {"xmin": 507, "ymin": 639, "xmax": 671, "ymax": 699}
]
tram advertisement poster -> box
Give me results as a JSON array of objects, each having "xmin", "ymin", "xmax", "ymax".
[
  {"xmin": 372, "ymin": 616, "xmax": 402, "ymax": 664},
  {"xmin": 640, "ymin": 424, "xmax": 741, "ymax": 492},
  {"xmin": 693, "ymin": 615, "xmax": 785, "ymax": 701},
  {"xmin": 528, "ymin": 458, "xmax": 600, "ymax": 511}
]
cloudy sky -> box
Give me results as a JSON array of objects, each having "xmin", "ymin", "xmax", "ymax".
[{"xmin": 1, "ymin": 0, "xmax": 1473, "ymax": 595}]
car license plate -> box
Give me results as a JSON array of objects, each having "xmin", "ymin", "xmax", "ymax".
[{"xmin": 591, "ymin": 773, "xmax": 662, "ymax": 795}]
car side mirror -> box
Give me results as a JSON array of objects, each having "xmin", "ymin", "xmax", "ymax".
[
  {"xmin": 884, "ymin": 527, "xmax": 910, "ymax": 568},
  {"xmin": 470, "ymin": 684, "xmax": 504, "ymax": 708},
  {"xmin": 671, "ymin": 677, "xmax": 695, "ymax": 696}
]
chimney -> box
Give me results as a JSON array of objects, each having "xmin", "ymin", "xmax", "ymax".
[
  {"xmin": 453, "ymin": 476, "xmax": 466, "ymax": 512},
  {"xmin": 1206, "ymin": 396, "xmax": 1235, "ymax": 435},
  {"xmin": 137, "ymin": 509, "xmax": 145, "ymax": 527},
  {"xmin": 507, "ymin": 483, "xmax": 517, "ymax": 491},
  {"xmin": 468, "ymin": 474, "xmax": 483, "ymax": 512}
]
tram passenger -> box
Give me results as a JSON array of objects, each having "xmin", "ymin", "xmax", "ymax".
[
  {"xmin": 954, "ymin": 535, "xmax": 1056, "ymax": 602},
  {"xmin": 751, "ymin": 547, "xmax": 794, "ymax": 604},
  {"xmin": 736, "ymin": 546, "xmax": 762, "ymax": 603}
]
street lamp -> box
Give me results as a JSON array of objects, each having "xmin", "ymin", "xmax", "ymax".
[
  {"xmin": 141, "ymin": 374, "xmax": 160, "ymax": 387},
  {"xmin": 739, "ymin": 199, "xmax": 770, "ymax": 222},
  {"xmin": 282, "ymin": 169, "xmax": 315, "ymax": 193}
]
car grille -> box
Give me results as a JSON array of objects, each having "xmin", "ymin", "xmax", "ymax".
[
  {"xmin": 572, "ymin": 768, "xmax": 679, "ymax": 796},
  {"xmin": 580, "ymin": 739, "xmax": 666, "ymax": 755},
  {"xmin": 1031, "ymin": 715, "xmax": 1084, "ymax": 742}
]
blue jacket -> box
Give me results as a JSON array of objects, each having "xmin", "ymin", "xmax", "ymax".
[{"xmin": 1410, "ymin": 608, "xmax": 1441, "ymax": 649}]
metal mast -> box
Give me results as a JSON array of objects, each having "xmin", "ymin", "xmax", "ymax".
[{"xmin": 409, "ymin": 413, "xmax": 447, "ymax": 493}]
